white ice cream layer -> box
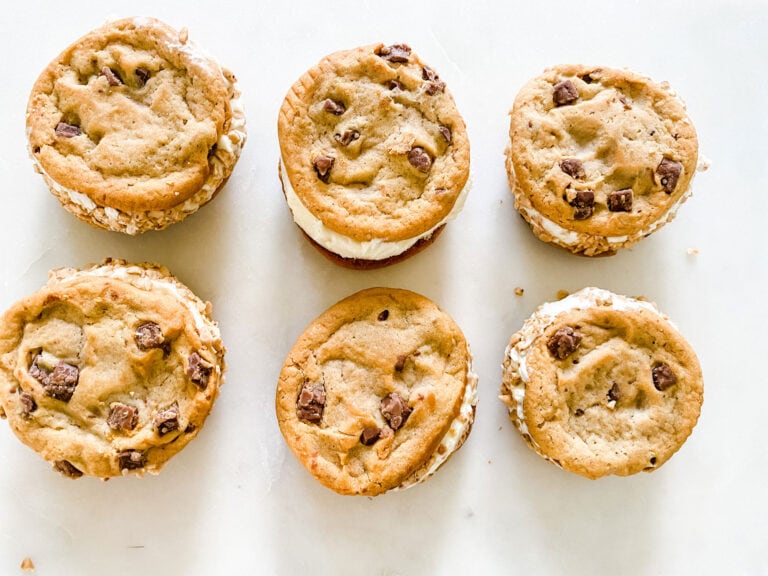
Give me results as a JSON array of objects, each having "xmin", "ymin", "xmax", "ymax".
[{"xmin": 281, "ymin": 161, "xmax": 470, "ymax": 261}]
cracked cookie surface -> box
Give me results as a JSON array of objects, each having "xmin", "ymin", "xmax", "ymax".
[
  {"xmin": 276, "ymin": 287, "xmax": 476, "ymax": 495},
  {"xmin": 500, "ymin": 287, "xmax": 703, "ymax": 479},
  {"xmin": 0, "ymin": 259, "xmax": 225, "ymax": 478}
]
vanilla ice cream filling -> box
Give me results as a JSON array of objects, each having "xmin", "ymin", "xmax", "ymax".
[
  {"xmin": 281, "ymin": 161, "xmax": 471, "ymax": 261},
  {"xmin": 391, "ymin": 354, "xmax": 479, "ymax": 492},
  {"xmin": 503, "ymin": 287, "xmax": 667, "ymax": 445}
]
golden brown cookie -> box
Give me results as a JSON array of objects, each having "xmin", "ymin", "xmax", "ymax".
[
  {"xmin": 26, "ymin": 17, "xmax": 246, "ymax": 234},
  {"xmin": 278, "ymin": 43, "xmax": 470, "ymax": 269},
  {"xmin": 500, "ymin": 287, "xmax": 703, "ymax": 479},
  {"xmin": 505, "ymin": 65, "xmax": 701, "ymax": 256},
  {"xmin": 0, "ymin": 259, "xmax": 225, "ymax": 478},
  {"xmin": 276, "ymin": 288, "xmax": 478, "ymax": 495}
]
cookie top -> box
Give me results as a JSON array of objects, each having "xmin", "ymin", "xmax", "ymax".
[
  {"xmin": 26, "ymin": 17, "xmax": 246, "ymax": 234},
  {"xmin": 276, "ymin": 287, "xmax": 476, "ymax": 495},
  {"xmin": 500, "ymin": 287, "xmax": 703, "ymax": 479},
  {"xmin": 506, "ymin": 65, "xmax": 698, "ymax": 255},
  {"xmin": 0, "ymin": 259, "xmax": 225, "ymax": 478},
  {"xmin": 278, "ymin": 43, "xmax": 470, "ymax": 245}
]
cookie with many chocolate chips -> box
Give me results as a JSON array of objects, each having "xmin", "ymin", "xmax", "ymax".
[
  {"xmin": 505, "ymin": 65, "xmax": 702, "ymax": 256},
  {"xmin": 26, "ymin": 17, "xmax": 246, "ymax": 234},
  {"xmin": 0, "ymin": 259, "xmax": 225, "ymax": 478},
  {"xmin": 278, "ymin": 43, "xmax": 470, "ymax": 269},
  {"xmin": 276, "ymin": 288, "xmax": 478, "ymax": 495},
  {"xmin": 500, "ymin": 287, "xmax": 703, "ymax": 479}
]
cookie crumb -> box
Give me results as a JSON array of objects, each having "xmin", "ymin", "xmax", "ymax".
[
  {"xmin": 556, "ymin": 290, "xmax": 570, "ymax": 300},
  {"xmin": 178, "ymin": 27, "xmax": 189, "ymax": 44},
  {"xmin": 20, "ymin": 557, "xmax": 35, "ymax": 572},
  {"xmin": 514, "ymin": 287, "xmax": 524, "ymax": 296},
  {"xmin": 687, "ymin": 247, "xmax": 699, "ymax": 256}
]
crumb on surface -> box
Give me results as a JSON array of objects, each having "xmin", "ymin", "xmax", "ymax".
[
  {"xmin": 20, "ymin": 557, "xmax": 35, "ymax": 572},
  {"xmin": 514, "ymin": 287, "xmax": 524, "ymax": 296},
  {"xmin": 556, "ymin": 290, "xmax": 569, "ymax": 300},
  {"xmin": 687, "ymin": 247, "xmax": 699, "ymax": 255}
]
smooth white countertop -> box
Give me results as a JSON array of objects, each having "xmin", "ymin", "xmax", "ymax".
[{"xmin": 1, "ymin": 1, "xmax": 766, "ymax": 574}]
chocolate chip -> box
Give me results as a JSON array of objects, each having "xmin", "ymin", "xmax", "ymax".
[
  {"xmin": 560, "ymin": 158, "xmax": 585, "ymax": 179},
  {"xmin": 652, "ymin": 363, "xmax": 678, "ymax": 391},
  {"xmin": 187, "ymin": 352, "xmax": 212, "ymax": 389},
  {"xmin": 394, "ymin": 354, "xmax": 407, "ymax": 372},
  {"xmin": 656, "ymin": 158, "xmax": 683, "ymax": 194},
  {"xmin": 553, "ymin": 79, "xmax": 579, "ymax": 106},
  {"xmin": 581, "ymin": 73, "xmax": 596, "ymax": 84},
  {"xmin": 439, "ymin": 125, "xmax": 452, "ymax": 144},
  {"xmin": 386, "ymin": 79, "xmax": 404, "ymax": 90},
  {"xmin": 44, "ymin": 362, "xmax": 79, "ymax": 402},
  {"xmin": 377, "ymin": 310, "xmax": 389, "ymax": 321},
  {"xmin": 54, "ymin": 460, "xmax": 83, "ymax": 479},
  {"xmin": 100, "ymin": 66, "xmax": 123, "ymax": 86},
  {"xmin": 55, "ymin": 122, "xmax": 81, "ymax": 138},
  {"xmin": 607, "ymin": 188, "xmax": 633, "ymax": 212},
  {"xmin": 407, "ymin": 146, "xmax": 432, "ymax": 173},
  {"xmin": 422, "ymin": 66, "xmax": 446, "ymax": 95},
  {"xmin": 375, "ymin": 44, "xmax": 411, "ymax": 63},
  {"xmin": 19, "ymin": 392, "xmax": 37, "ymax": 417},
  {"xmin": 546, "ymin": 327, "xmax": 582, "ymax": 360},
  {"xmin": 322, "ymin": 99, "xmax": 346, "ymax": 115},
  {"xmin": 297, "ymin": 381, "xmax": 326, "ymax": 424},
  {"xmin": 608, "ymin": 382, "xmax": 621, "ymax": 403},
  {"xmin": 360, "ymin": 427, "xmax": 381, "ymax": 446},
  {"xmin": 135, "ymin": 67, "xmax": 150, "ymax": 87},
  {"xmin": 107, "ymin": 403, "xmax": 138, "ymax": 432},
  {"xmin": 313, "ymin": 155, "xmax": 335, "ymax": 183},
  {"xmin": 135, "ymin": 322, "xmax": 164, "ymax": 350},
  {"xmin": 574, "ymin": 408, "xmax": 584, "ymax": 417},
  {"xmin": 117, "ymin": 450, "xmax": 146, "ymax": 470},
  {"xmin": 334, "ymin": 129, "xmax": 360, "ymax": 146},
  {"xmin": 380, "ymin": 392, "xmax": 412, "ymax": 431},
  {"xmin": 570, "ymin": 190, "xmax": 595, "ymax": 220},
  {"xmin": 650, "ymin": 456, "xmax": 657, "ymax": 465},
  {"xmin": 154, "ymin": 402, "xmax": 180, "ymax": 436}
]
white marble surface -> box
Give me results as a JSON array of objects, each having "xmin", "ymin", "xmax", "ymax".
[{"xmin": 0, "ymin": 1, "xmax": 766, "ymax": 574}]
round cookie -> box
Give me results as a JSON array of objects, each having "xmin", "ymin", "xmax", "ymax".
[
  {"xmin": 500, "ymin": 287, "xmax": 703, "ymax": 479},
  {"xmin": 505, "ymin": 65, "xmax": 700, "ymax": 256},
  {"xmin": 276, "ymin": 288, "xmax": 478, "ymax": 495},
  {"xmin": 26, "ymin": 17, "xmax": 247, "ymax": 234},
  {"xmin": 278, "ymin": 43, "xmax": 471, "ymax": 269},
  {"xmin": 0, "ymin": 259, "xmax": 225, "ymax": 478}
]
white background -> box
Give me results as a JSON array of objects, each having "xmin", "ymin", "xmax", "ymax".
[{"xmin": 1, "ymin": 1, "xmax": 765, "ymax": 574}]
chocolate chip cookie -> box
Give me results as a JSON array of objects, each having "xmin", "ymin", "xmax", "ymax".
[
  {"xmin": 276, "ymin": 288, "xmax": 478, "ymax": 495},
  {"xmin": 278, "ymin": 43, "xmax": 471, "ymax": 269},
  {"xmin": 505, "ymin": 65, "xmax": 701, "ymax": 256},
  {"xmin": 0, "ymin": 259, "xmax": 225, "ymax": 478},
  {"xmin": 500, "ymin": 287, "xmax": 703, "ymax": 479},
  {"xmin": 26, "ymin": 17, "xmax": 246, "ymax": 234}
]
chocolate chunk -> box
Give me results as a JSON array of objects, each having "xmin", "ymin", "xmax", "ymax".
[
  {"xmin": 608, "ymin": 382, "xmax": 621, "ymax": 403},
  {"xmin": 297, "ymin": 381, "xmax": 326, "ymax": 424},
  {"xmin": 334, "ymin": 129, "xmax": 360, "ymax": 146},
  {"xmin": 656, "ymin": 158, "xmax": 683, "ymax": 194},
  {"xmin": 135, "ymin": 322, "xmax": 164, "ymax": 350},
  {"xmin": 154, "ymin": 402, "xmax": 180, "ymax": 436},
  {"xmin": 439, "ymin": 125, "xmax": 452, "ymax": 144},
  {"xmin": 19, "ymin": 391, "xmax": 37, "ymax": 417},
  {"xmin": 375, "ymin": 44, "xmax": 411, "ymax": 63},
  {"xmin": 394, "ymin": 354, "xmax": 407, "ymax": 372},
  {"xmin": 560, "ymin": 158, "xmax": 585, "ymax": 179},
  {"xmin": 386, "ymin": 79, "xmax": 404, "ymax": 90},
  {"xmin": 422, "ymin": 66, "xmax": 446, "ymax": 95},
  {"xmin": 117, "ymin": 450, "xmax": 146, "ymax": 470},
  {"xmin": 187, "ymin": 352, "xmax": 212, "ymax": 388},
  {"xmin": 107, "ymin": 403, "xmax": 138, "ymax": 432},
  {"xmin": 360, "ymin": 427, "xmax": 381, "ymax": 446},
  {"xmin": 581, "ymin": 73, "xmax": 596, "ymax": 84},
  {"xmin": 55, "ymin": 122, "xmax": 81, "ymax": 138},
  {"xmin": 553, "ymin": 79, "xmax": 579, "ymax": 106},
  {"xmin": 313, "ymin": 155, "xmax": 335, "ymax": 183},
  {"xmin": 377, "ymin": 310, "xmax": 389, "ymax": 321},
  {"xmin": 29, "ymin": 355, "xmax": 49, "ymax": 385},
  {"xmin": 607, "ymin": 188, "xmax": 633, "ymax": 212},
  {"xmin": 322, "ymin": 99, "xmax": 346, "ymax": 115},
  {"xmin": 652, "ymin": 363, "xmax": 678, "ymax": 391},
  {"xmin": 54, "ymin": 460, "xmax": 83, "ymax": 479},
  {"xmin": 44, "ymin": 362, "xmax": 79, "ymax": 402},
  {"xmin": 407, "ymin": 146, "xmax": 432, "ymax": 173},
  {"xmin": 546, "ymin": 327, "xmax": 582, "ymax": 360},
  {"xmin": 570, "ymin": 190, "xmax": 595, "ymax": 220},
  {"xmin": 135, "ymin": 67, "xmax": 150, "ymax": 86},
  {"xmin": 100, "ymin": 66, "xmax": 123, "ymax": 86},
  {"xmin": 380, "ymin": 392, "xmax": 412, "ymax": 431}
]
